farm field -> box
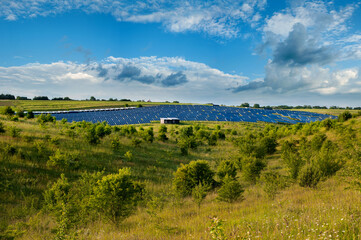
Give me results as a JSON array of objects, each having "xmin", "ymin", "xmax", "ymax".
[
  {"xmin": 0, "ymin": 104, "xmax": 361, "ymax": 239},
  {"xmin": 0, "ymin": 100, "xmax": 193, "ymax": 111}
]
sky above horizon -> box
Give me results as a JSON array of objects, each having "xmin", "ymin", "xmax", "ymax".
[{"xmin": 1, "ymin": 0, "xmax": 361, "ymax": 107}]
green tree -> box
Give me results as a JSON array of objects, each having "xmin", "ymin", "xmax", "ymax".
[
  {"xmin": 192, "ymin": 183, "xmax": 210, "ymax": 210},
  {"xmin": 2, "ymin": 106, "xmax": 15, "ymax": 116},
  {"xmin": 338, "ymin": 111, "xmax": 352, "ymax": 122},
  {"xmin": 217, "ymin": 175, "xmax": 244, "ymax": 203},
  {"xmin": 173, "ymin": 160, "xmax": 215, "ymax": 197},
  {"xmin": 92, "ymin": 168, "xmax": 145, "ymax": 223},
  {"xmin": 217, "ymin": 160, "xmax": 237, "ymax": 181}
]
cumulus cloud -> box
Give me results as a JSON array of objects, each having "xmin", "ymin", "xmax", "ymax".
[
  {"xmin": 0, "ymin": 0, "xmax": 266, "ymax": 38},
  {"xmin": 273, "ymin": 23, "xmax": 336, "ymax": 66},
  {"xmin": 0, "ymin": 56, "xmax": 248, "ymax": 102},
  {"xmin": 238, "ymin": 0, "xmax": 361, "ymax": 96},
  {"xmin": 161, "ymin": 72, "xmax": 188, "ymax": 87}
]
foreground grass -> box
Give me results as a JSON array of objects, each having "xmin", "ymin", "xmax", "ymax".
[{"xmin": 1, "ymin": 112, "xmax": 361, "ymax": 239}]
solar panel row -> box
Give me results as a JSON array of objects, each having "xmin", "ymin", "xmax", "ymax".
[{"xmin": 36, "ymin": 105, "xmax": 337, "ymax": 125}]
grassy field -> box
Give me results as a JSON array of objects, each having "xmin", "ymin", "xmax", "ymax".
[
  {"xmin": 1, "ymin": 103, "xmax": 361, "ymax": 239},
  {"xmin": 0, "ymin": 100, "xmax": 196, "ymax": 111}
]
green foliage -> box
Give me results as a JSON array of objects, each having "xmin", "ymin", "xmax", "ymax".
[
  {"xmin": 47, "ymin": 149, "xmax": 79, "ymax": 170},
  {"xmin": 110, "ymin": 138, "xmax": 121, "ymax": 151},
  {"xmin": 92, "ymin": 168, "xmax": 145, "ymax": 223},
  {"xmin": 37, "ymin": 113, "xmax": 56, "ymax": 124},
  {"xmin": 217, "ymin": 160, "xmax": 237, "ymax": 181},
  {"xmin": 310, "ymin": 133, "xmax": 327, "ymax": 151},
  {"xmin": 159, "ymin": 125, "xmax": 167, "ymax": 133},
  {"xmin": 16, "ymin": 110, "xmax": 25, "ymax": 118},
  {"xmin": 8, "ymin": 126, "xmax": 21, "ymax": 137},
  {"xmin": 3, "ymin": 144, "xmax": 17, "ymax": 156},
  {"xmin": 131, "ymin": 138, "xmax": 142, "ymax": 147},
  {"xmin": 192, "ymin": 182, "xmax": 210, "ymax": 209},
  {"xmin": 0, "ymin": 121, "xmax": 5, "ymax": 133},
  {"xmin": 208, "ymin": 216, "xmax": 227, "ymax": 240},
  {"xmin": 85, "ymin": 125, "xmax": 100, "ymax": 145},
  {"xmin": 217, "ymin": 175, "xmax": 244, "ymax": 203},
  {"xmin": 173, "ymin": 160, "xmax": 215, "ymax": 197},
  {"xmin": 180, "ymin": 126, "xmax": 194, "ymax": 138},
  {"xmin": 260, "ymin": 136, "xmax": 277, "ymax": 154},
  {"xmin": 281, "ymin": 140, "xmax": 304, "ymax": 179},
  {"xmin": 157, "ymin": 132, "xmax": 168, "ymax": 141},
  {"xmin": 314, "ymin": 140, "xmax": 343, "ymax": 178},
  {"xmin": 241, "ymin": 157, "xmax": 266, "ymax": 183},
  {"xmin": 260, "ymin": 170, "xmax": 287, "ymax": 199},
  {"xmin": 26, "ymin": 110, "xmax": 34, "ymax": 119},
  {"xmin": 338, "ymin": 111, "xmax": 352, "ymax": 122},
  {"xmin": 321, "ymin": 118, "xmax": 335, "ymax": 130},
  {"xmin": 208, "ymin": 133, "xmax": 218, "ymax": 146},
  {"xmin": 298, "ymin": 164, "xmax": 321, "ymax": 188},
  {"xmin": 124, "ymin": 151, "xmax": 133, "ymax": 161},
  {"xmin": 2, "ymin": 106, "xmax": 15, "ymax": 116}
]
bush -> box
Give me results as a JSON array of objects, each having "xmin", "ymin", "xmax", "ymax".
[
  {"xmin": 310, "ymin": 133, "xmax": 327, "ymax": 151},
  {"xmin": 173, "ymin": 160, "xmax": 215, "ymax": 197},
  {"xmin": 26, "ymin": 110, "xmax": 34, "ymax": 119},
  {"xmin": 260, "ymin": 136, "xmax": 277, "ymax": 154},
  {"xmin": 1, "ymin": 106, "xmax": 15, "ymax": 116},
  {"xmin": 92, "ymin": 168, "xmax": 145, "ymax": 223},
  {"xmin": 16, "ymin": 110, "xmax": 25, "ymax": 118},
  {"xmin": 192, "ymin": 183, "xmax": 210, "ymax": 209},
  {"xmin": 298, "ymin": 164, "xmax": 320, "ymax": 188},
  {"xmin": 47, "ymin": 149, "xmax": 79, "ymax": 170},
  {"xmin": 37, "ymin": 113, "xmax": 56, "ymax": 124},
  {"xmin": 338, "ymin": 111, "xmax": 352, "ymax": 122},
  {"xmin": 217, "ymin": 175, "xmax": 244, "ymax": 203},
  {"xmin": 0, "ymin": 122, "xmax": 5, "ymax": 133},
  {"xmin": 124, "ymin": 151, "xmax": 133, "ymax": 161},
  {"xmin": 85, "ymin": 126, "xmax": 100, "ymax": 145},
  {"xmin": 242, "ymin": 157, "xmax": 266, "ymax": 183},
  {"xmin": 9, "ymin": 126, "xmax": 21, "ymax": 137},
  {"xmin": 217, "ymin": 159, "xmax": 237, "ymax": 181},
  {"xmin": 260, "ymin": 170, "xmax": 287, "ymax": 199},
  {"xmin": 314, "ymin": 140, "xmax": 343, "ymax": 177},
  {"xmin": 157, "ymin": 132, "xmax": 168, "ymax": 141},
  {"xmin": 281, "ymin": 140, "xmax": 304, "ymax": 179}
]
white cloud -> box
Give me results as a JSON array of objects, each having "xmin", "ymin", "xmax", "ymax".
[
  {"xmin": 0, "ymin": 57, "xmax": 248, "ymax": 103},
  {"xmin": 0, "ymin": 0, "xmax": 267, "ymax": 38}
]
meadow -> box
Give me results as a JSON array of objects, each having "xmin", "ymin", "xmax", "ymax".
[{"xmin": 0, "ymin": 104, "xmax": 361, "ymax": 239}]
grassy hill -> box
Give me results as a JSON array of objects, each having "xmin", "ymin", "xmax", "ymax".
[{"xmin": 0, "ymin": 105, "xmax": 361, "ymax": 239}]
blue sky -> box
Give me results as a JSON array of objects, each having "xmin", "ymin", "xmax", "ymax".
[{"xmin": 1, "ymin": 0, "xmax": 361, "ymax": 107}]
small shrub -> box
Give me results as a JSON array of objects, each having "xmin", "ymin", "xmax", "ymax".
[
  {"xmin": 111, "ymin": 138, "xmax": 121, "ymax": 151},
  {"xmin": 124, "ymin": 151, "xmax": 133, "ymax": 161},
  {"xmin": 260, "ymin": 136, "xmax": 277, "ymax": 154},
  {"xmin": 131, "ymin": 138, "xmax": 142, "ymax": 147},
  {"xmin": 16, "ymin": 110, "xmax": 25, "ymax": 118},
  {"xmin": 242, "ymin": 157, "xmax": 266, "ymax": 183},
  {"xmin": 298, "ymin": 164, "xmax": 320, "ymax": 188},
  {"xmin": 0, "ymin": 122, "xmax": 5, "ymax": 133},
  {"xmin": 208, "ymin": 217, "xmax": 227, "ymax": 240},
  {"xmin": 173, "ymin": 160, "xmax": 215, "ymax": 197},
  {"xmin": 157, "ymin": 132, "xmax": 168, "ymax": 141},
  {"xmin": 9, "ymin": 126, "xmax": 21, "ymax": 137},
  {"xmin": 2, "ymin": 106, "xmax": 15, "ymax": 116},
  {"xmin": 4, "ymin": 144, "xmax": 17, "ymax": 156},
  {"xmin": 338, "ymin": 111, "xmax": 352, "ymax": 122},
  {"xmin": 217, "ymin": 175, "xmax": 244, "ymax": 203},
  {"xmin": 192, "ymin": 183, "xmax": 210, "ymax": 210},
  {"xmin": 217, "ymin": 159, "xmax": 237, "ymax": 181},
  {"xmin": 11, "ymin": 116, "xmax": 19, "ymax": 121},
  {"xmin": 47, "ymin": 149, "xmax": 79, "ymax": 170},
  {"xmin": 260, "ymin": 170, "xmax": 287, "ymax": 199},
  {"xmin": 85, "ymin": 126, "xmax": 100, "ymax": 145},
  {"xmin": 26, "ymin": 110, "xmax": 34, "ymax": 119}
]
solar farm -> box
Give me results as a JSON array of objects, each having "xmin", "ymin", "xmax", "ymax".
[{"xmin": 36, "ymin": 105, "xmax": 336, "ymax": 125}]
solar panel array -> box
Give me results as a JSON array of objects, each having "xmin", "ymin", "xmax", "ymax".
[{"xmin": 36, "ymin": 105, "xmax": 337, "ymax": 125}]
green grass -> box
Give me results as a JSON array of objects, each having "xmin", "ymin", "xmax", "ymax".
[
  {"xmin": 0, "ymin": 100, "xmax": 196, "ymax": 111},
  {"xmin": 1, "ymin": 106, "xmax": 361, "ymax": 239}
]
